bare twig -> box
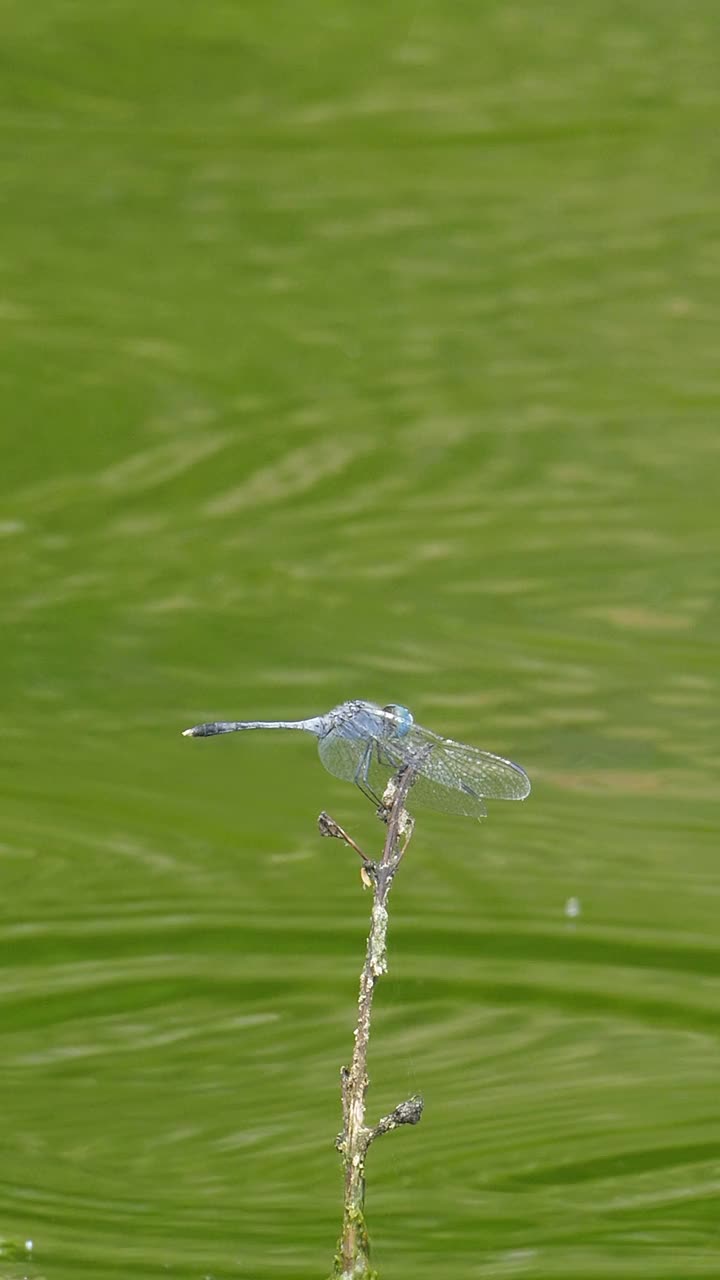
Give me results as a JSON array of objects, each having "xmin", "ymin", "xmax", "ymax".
[
  {"xmin": 327, "ymin": 760, "xmax": 425, "ymax": 1280},
  {"xmin": 318, "ymin": 811, "xmax": 377, "ymax": 887}
]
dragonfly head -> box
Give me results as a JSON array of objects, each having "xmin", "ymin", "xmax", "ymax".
[{"xmin": 382, "ymin": 704, "xmax": 414, "ymax": 737}]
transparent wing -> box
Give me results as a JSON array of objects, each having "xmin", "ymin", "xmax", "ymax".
[
  {"xmin": 317, "ymin": 727, "xmax": 369, "ymax": 782},
  {"xmin": 392, "ymin": 753, "xmax": 489, "ymax": 819},
  {"xmin": 319, "ymin": 718, "xmax": 529, "ymax": 822},
  {"xmin": 318, "ymin": 725, "xmax": 446, "ymax": 810},
  {"xmin": 317, "ymin": 703, "xmax": 399, "ymax": 785},
  {"xmin": 396, "ymin": 724, "xmax": 530, "ymax": 806}
]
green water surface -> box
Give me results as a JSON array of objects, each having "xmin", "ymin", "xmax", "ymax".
[{"xmin": 2, "ymin": 3, "xmax": 719, "ymax": 1277}]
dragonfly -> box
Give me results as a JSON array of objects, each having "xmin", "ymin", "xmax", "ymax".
[{"xmin": 183, "ymin": 700, "xmax": 530, "ymax": 821}]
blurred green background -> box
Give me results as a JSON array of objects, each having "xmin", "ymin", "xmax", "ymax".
[{"xmin": 2, "ymin": 3, "xmax": 719, "ymax": 1278}]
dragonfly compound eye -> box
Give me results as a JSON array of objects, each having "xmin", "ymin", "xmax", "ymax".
[{"xmin": 382, "ymin": 704, "xmax": 414, "ymax": 737}]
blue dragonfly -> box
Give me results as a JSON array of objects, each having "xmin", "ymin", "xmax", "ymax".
[{"xmin": 183, "ymin": 700, "xmax": 530, "ymax": 821}]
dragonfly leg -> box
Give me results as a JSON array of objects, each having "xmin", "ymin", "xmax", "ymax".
[{"xmin": 353, "ymin": 741, "xmax": 386, "ymax": 812}]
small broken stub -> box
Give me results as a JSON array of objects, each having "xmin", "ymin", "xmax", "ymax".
[
  {"xmin": 381, "ymin": 777, "xmax": 408, "ymax": 825},
  {"xmin": 381, "ymin": 776, "xmax": 399, "ymax": 810}
]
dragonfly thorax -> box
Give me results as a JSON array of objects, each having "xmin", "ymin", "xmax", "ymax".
[{"xmin": 382, "ymin": 704, "xmax": 414, "ymax": 737}]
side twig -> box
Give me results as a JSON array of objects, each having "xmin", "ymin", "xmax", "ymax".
[{"xmin": 320, "ymin": 761, "xmax": 426, "ymax": 1280}]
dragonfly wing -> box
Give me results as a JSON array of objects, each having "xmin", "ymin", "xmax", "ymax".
[
  {"xmin": 318, "ymin": 727, "xmax": 368, "ymax": 782},
  {"xmin": 396, "ymin": 724, "xmax": 530, "ymax": 813},
  {"xmin": 403, "ymin": 766, "xmax": 488, "ymax": 818},
  {"xmin": 320, "ymin": 725, "xmax": 488, "ymax": 817},
  {"xmin": 319, "ymin": 718, "xmax": 529, "ymax": 820},
  {"xmin": 318, "ymin": 726, "xmax": 411, "ymax": 797}
]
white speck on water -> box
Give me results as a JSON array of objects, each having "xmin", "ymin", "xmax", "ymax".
[{"xmin": 565, "ymin": 896, "xmax": 581, "ymax": 919}]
